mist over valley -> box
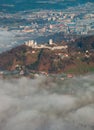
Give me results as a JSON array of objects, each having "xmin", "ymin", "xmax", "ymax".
[{"xmin": 0, "ymin": 75, "xmax": 94, "ymax": 130}]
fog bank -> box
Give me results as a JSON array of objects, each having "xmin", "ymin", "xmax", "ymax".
[{"xmin": 0, "ymin": 75, "xmax": 94, "ymax": 130}]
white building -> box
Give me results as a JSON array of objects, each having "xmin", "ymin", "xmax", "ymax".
[
  {"xmin": 25, "ymin": 40, "xmax": 37, "ymax": 47},
  {"xmin": 49, "ymin": 39, "xmax": 53, "ymax": 45},
  {"xmin": 34, "ymin": 41, "xmax": 37, "ymax": 46}
]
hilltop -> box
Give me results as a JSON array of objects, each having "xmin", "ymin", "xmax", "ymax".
[{"xmin": 0, "ymin": 35, "xmax": 94, "ymax": 75}]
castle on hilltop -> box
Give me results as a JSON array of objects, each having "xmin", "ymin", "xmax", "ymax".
[
  {"xmin": 25, "ymin": 40, "xmax": 37, "ymax": 47},
  {"xmin": 25, "ymin": 39, "xmax": 68, "ymax": 50}
]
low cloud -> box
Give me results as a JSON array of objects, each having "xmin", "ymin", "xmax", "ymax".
[
  {"xmin": 0, "ymin": 75, "xmax": 94, "ymax": 130},
  {"xmin": 0, "ymin": 30, "xmax": 17, "ymax": 52}
]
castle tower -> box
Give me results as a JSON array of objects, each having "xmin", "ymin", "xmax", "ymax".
[{"xmin": 49, "ymin": 39, "xmax": 53, "ymax": 45}]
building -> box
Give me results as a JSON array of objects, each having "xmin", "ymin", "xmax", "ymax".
[
  {"xmin": 25, "ymin": 40, "xmax": 37, "ymax": 47},
  {"xmin": 49, "ymin": 39, "xmax": 53, "ymax": 45}
]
